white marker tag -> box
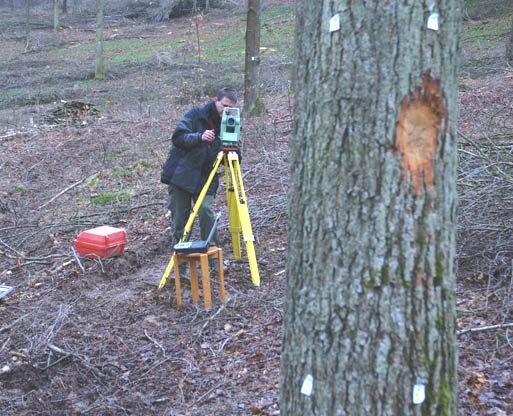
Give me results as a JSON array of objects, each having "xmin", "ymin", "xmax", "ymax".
[
  {"xmin": 301, "ymin": 374, "xmax": 314, "ymax": 396},
  {"xmin": 413, "ymin": 384, "xmax": 426, "ymax": 404},
  {"xmin": 427, "ymin": 12, "xmax": 439, "ymax": 31},
  {"xmin": 329, "ymin": 14, "xmax": 340, "ymax": 32}
]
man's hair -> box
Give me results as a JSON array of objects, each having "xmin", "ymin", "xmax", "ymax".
[{"xmin": 216, "ymin": 87, "xmax": 237, "ymax": 103}]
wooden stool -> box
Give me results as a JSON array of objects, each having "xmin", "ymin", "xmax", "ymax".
[{"xmin": 173, "ymin": 246, "xmax": 225, "ymax": 310}]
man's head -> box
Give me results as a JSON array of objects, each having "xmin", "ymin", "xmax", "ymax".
[{"xmin": 214, "ymin": 87, "xmax": 237, "ymax": 116}]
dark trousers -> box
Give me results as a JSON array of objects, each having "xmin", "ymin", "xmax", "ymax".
[{"xmin": 168, "ymin": 185, "xmax": 218, "ymax": 248}]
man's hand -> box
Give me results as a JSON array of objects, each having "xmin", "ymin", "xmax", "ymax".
[{"xmin": 201, "ymin": 129, "xmax": 215, "ymax": 142}]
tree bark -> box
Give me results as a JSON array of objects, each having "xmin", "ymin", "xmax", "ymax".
[
  {"xmin": 280, "ymin": 1, "xmax": 462, "ymax": 415},
  {"xmin": 243, "ymin": 0, "xmax": 263, "ymax": 115},
  {"xmin": 94, "ymin": 0, "xmax": 105, "ymax": 80}
]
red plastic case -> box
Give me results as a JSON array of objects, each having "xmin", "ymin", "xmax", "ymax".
[{"xmin": 73, "ymin": 226, "xmax": 127, "ymax": 259}]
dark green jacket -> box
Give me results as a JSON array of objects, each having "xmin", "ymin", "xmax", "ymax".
[{"xmin": 161, "ymin": 101, "xmax": 221, "ymax": 195}]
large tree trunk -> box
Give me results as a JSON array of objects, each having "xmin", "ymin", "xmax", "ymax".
[
  {"xmin": 243, "ymin": 0, "xmax": 263, "ymax": 115},
  {"xmin": 94, "ymin": 0, "xmax": 105, "ymax": 80},
  {"xmin": 280, "ymin": 1, "xmax": 462, "ymax": 415}
]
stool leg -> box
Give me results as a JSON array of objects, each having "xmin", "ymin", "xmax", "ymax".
[
  {"xmin": 200, "ymin": 253, "xmax": 212, "ymax": 310},
  {"xmin": 217, "ymin": 249, "xmax": 225, "ymax": 302},
  {"xmin": 174, "ymin": 257, "xmax": 182, "ymax": 308},
  {"xmin": 189, "ymin": 259, "xmax": 199, "ymax": 303}
]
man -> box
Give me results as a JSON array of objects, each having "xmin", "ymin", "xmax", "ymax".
[{"xmin": 161, "ymin": 87, "xmax": 238, "ymax": 251}]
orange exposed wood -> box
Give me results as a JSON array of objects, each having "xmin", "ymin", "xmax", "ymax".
[{"xmin": 395, "ymin": 73, "xmax": 446, "ymax": 195}]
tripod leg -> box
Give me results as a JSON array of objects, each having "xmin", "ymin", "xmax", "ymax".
[
  {"xmin": 158, "ymin": 151, "xmax": 224, "ymax": 289},
  {"xmin": 225, "ymin": 156, "xmax": 242, "ymax": 259},
  {"xmin": 226, "ymin": 152, "xmax": 260, "ymax": 286},
  {"xmin": 159, "ymin": 254, "xmax": 177, "ymax": 289},
  {"xmin": 182, "ymin": 152, "xmax": 224, "ymax": 242},
  {"xmin": 173, "ymin": 256, "xmax": 182, "ymax": 307}
]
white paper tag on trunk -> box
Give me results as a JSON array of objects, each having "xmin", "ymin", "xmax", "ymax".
[
  {"xmin": 413, "ymin": 384, "xmax": 426, "ymax": 404},
  {"xmin": 329, "ymin": 14, "xmax": 340, "ymax": 32},
  {"xmin": 301, "ymin": 374, "xmax": 314, "ymax": 396},
  {"xmin": 427, "ymin": 12, "xmax": 439, "ymax": 31}
]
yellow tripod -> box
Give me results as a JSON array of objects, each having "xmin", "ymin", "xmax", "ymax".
[{"xmin": 158, "ymin": 150, "xmax": 260, "ymax": 289}]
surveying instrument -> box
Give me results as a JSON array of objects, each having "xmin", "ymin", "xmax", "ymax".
[{"xmin": 159, "ymin": 107, "xmax": 260, "ymax": 289}]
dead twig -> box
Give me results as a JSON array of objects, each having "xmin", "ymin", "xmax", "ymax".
[
  {"xmin": 193, "ymin": 383, "xmax": 226, "ymax": 405},
  {"xmin": 1, "ymin": 335, "xmax": 10, "ymax": 353},
  {"xmin": 45, "ymin": 343, "xmax": 102, "ymax": 379},
  {"xmin": 71, "ymin": 246, "xmax": 85, "ymax": 273},
  {"xmin": 46, "ymin": 343, "xmax": 72, "ymax": 368},
  {"xmin": 0, "ymin": 313, "xmax": 32, "ymax": 334},
  {"xmin": 38, "ymin": 174, "xmax": 97, "ymax": 210},
  {"xmin": 0, "ymin": 237, "xmax": 23, "ymax": 257},
  {"xmin": 144, "ymin": 329, "xmax": 166, "ymax": 356},
  {"xmin": 457, "ymin": 322, "xmax": 513, "ymax": 335},
  {"xmin": 199, "ymin": 301, "xmax": 228, "ymax": 334}
]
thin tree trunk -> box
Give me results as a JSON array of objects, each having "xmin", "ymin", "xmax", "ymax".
[
  {"xmin": 24, "ymin": 0, "xmax": 31, "ymax": 49},
  {"xmin": 280, "ymin": 1, "xmax": 462, "ymax": 415},
  {"xmin": 194, "ymin": 12, "xmax": 201, "ymax": 64},
  {"xmin": 94, "ymin": 0, "xmax": 105, "ymax": 80},
  {"xmin": 243, "ymin": 0, "xmax": 263, "ymax": 115},
  {"xmin": 53, "ymin": 0, "xmax": 60, "ymax": 31},
  {"xmin": 506, "ymin": 18, "xmax": 513, "ymax": 64}
]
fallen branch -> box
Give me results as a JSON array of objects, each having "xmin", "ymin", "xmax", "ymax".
[
  {"xmin": 199, "ymin": 301, "xmax": 228, "ymax": 335},
  {"xmin": 0, "ymin": 131, "xmax": 17, "ymax": 139},
  {"xmin": 144, "ymin": 329, "xmax": 166, "ymax": 356},
  {"xmin": 457, "ymin": 322, "xmax": 513, "ymax": 335},
  {"xmin": 264, "ymin": 18, "xmax": 294, "ymax": 26},
  {"xmin": 71, "ymin": 247, "xmax": 85, "ymax": 273},
  {"xmin": 0, "ymin": 313, "xmax": 32, "ymax": 334},
  {"xmin": 45, "ymin": 343, "xmax": 102, "ymax": 378},
  {"xmin": 0, "ymin": 237, "xmax": 22, "ymax": 257},
  {"xmin": 38, "ymin": 174, "xmax": 97, "ymax": 210},
  {"xmin": 46, "ymin": 343, "xmax": 71, "ymax": 368},
  {"xmin": 0, "ymin": 247, "xmax": 68, "ymax": 264}
]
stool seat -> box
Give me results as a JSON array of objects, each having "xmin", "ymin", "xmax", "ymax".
[{"xmin": 173, "ymin": 246, "xmax": 225, "ymax": 310}]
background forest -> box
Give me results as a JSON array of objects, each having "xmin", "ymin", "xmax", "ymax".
[{"xmin": 1, "ymin": 0, "xmax": 513, "ymax": 415}]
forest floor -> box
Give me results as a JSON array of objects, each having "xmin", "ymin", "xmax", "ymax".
[{"xmin": 1, "ymin": 2, "xmax": 513, "ymax": 415}]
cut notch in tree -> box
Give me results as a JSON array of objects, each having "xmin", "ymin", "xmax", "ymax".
[{"xmin": 395, "ymin": 72, "xmax": 446, "ymax": 195}]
